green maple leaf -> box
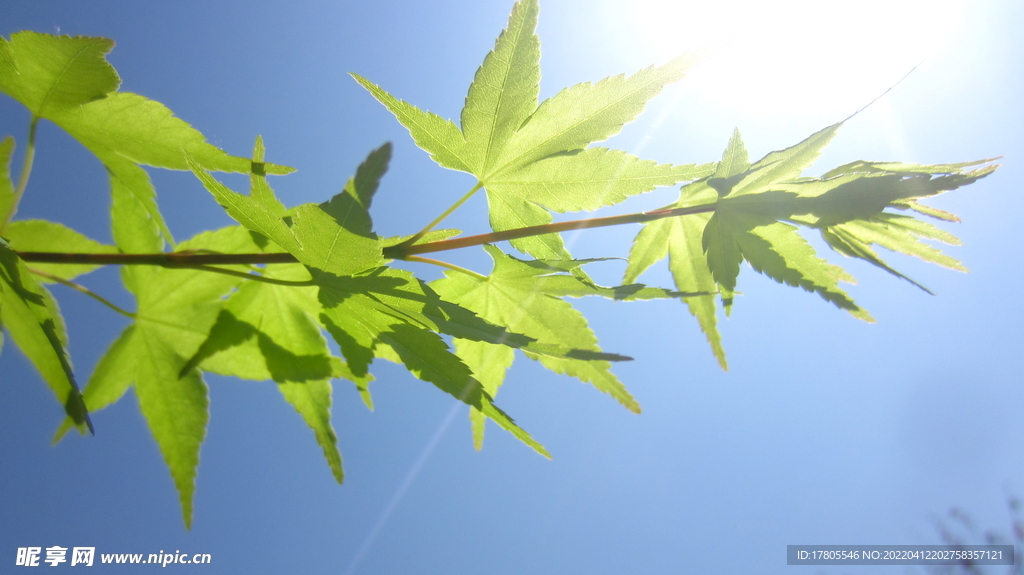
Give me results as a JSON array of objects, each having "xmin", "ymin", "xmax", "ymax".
[
  {"xmin": 626, "ymin": 124, "xmax": 997, "ymax": 367},
  {"xmin": 431, "ymin": 245, "xmax": 684, "ymax": 449},
  {"xmin": 5, "ymin": 220, "xmax": 117, "ymax": 282},
  {"xmin": 353, "ymin": 0, "xmax": 710, "ymax": 260},
  {"xmin": 55, "ymin": 223, "xmax": 260, "ymax": 528},
  {"xmin": 190, "ymin": 142, "xmax": 388, "ymax": 278},
  {"xmin": 820, "ymin": 214, "xmax": 967, "ymax": 293},
  {"xmin": 0, "ymin": 237, "xmax": 91, "ymax": 432},
  {"xmin": 182, "ymin": 137, "xmax": 371, "ymax": 481},
  {"xmin": 0, "ymin": 32, "xmax": 292, "ymax": 245},
  {"xmin": 194, "ymin": 141, "xmax": 572, "ymax": 455},
  {"xmin": 0, "ymin": 32, "xmax": 118, "ymax": 116},
  {"xmin": 704, "ymin": 140, "xmax": 994, "ymax": 303},
  {"xmin": 183, "ymin": 263, "xmax": 358, "ymax": 484},
  {"xmin": 626, "ymin": 206, "xmax": 724, "ymax": 367},
  {"xmin": 315, "ymin": 266, "xmax": 549, "ymax": 457}
]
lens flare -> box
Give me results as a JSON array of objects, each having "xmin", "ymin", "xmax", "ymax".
[{"xmin": 613, "ymin": 0, "xmax": 964, "ymax": 117}]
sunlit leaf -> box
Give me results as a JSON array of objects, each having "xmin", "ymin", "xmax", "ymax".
[
  {"xmin": 0, "ymin": 32, "xmax": 119, "ymax": 117},
  {"xmin": 189, "ymin": 144, "xmax": 390, "ymax": 277},
  {"xmin": 355, "ymin": 0, "xmax": 704, "ymax": 260},
  {"xmin": 48, "ymin": 92, "xmax": 294, "ymax": 175},
  {"xmin": 5, "ymin": 220, "xmax": 116, "ymax": 282},
  {"xmin": 55, "ymin": 226, "xmax": 260, "ymax": 527},
  {"xmin": 187, "ymin": 263, "xmax": 356, "ymax": 483},
  {"xmin": 316, "ymin": 268, "xmax": 550, "ymax": 457},
  {"xmin": 432, "ymin": 245, "xmax": 673, "ymax": 447},
  {"xmin": 0, "ymin": 238, "xmax": 90, "ymax": 431},
  {"xmin": 625, "ymin": 124, "xmax": 996, "ymax": 365}
]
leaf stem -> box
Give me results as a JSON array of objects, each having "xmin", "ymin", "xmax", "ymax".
[
  {"xmin": 16, "ymin": 202, "xmax": 718, "ymax": 267},
  {"xmin": 187, "ymin": 264, "xmax": 316, "ymax": 286},
  {"xmin": 403, "ymin": 256, "xmax": 487, "ymax": 280},
  {"xmin": 1, "ymin": 117, "xmax": 40, "ymax": 234},
  {"xmin": 28, "ymin": 268, "xmax": 137, "ymax": 319},
  {"xmin": 389, "ymin": 203, "xmax": 718, "ymax": 257},
  {"xmin": 399, "ymin": 181, "xmax": 483, "ymax": 247}
]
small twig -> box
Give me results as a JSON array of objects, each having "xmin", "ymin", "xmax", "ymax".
[
  {"xmin": 398, "ymin": 181, "xmax": 484, "ymax": 248},
  {"xmin": 28, "ymin": 268, "xmax": 136, "ymax": 319},
  {"xmin": 188, "ymin": 264, "xmax": 316, "ymax": 286},
  {"xmin": 1, "ymin": 117, "xmax": 39, "ymax": 234},
  {"xmin": 403, "ymin": 256, "xmax": 487, "ymax": 280}
]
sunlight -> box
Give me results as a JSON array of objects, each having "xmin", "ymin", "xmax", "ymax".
[{"xmin": 617, "ymin": 0, "xmax": 965, "ymax": 118}]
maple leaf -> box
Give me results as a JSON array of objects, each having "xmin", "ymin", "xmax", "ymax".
[
  {"xmin": 0, "ymin": 32, "xmax": 292, "ymax": 244},
  {"xmin": 0, "ymin": 237, "xmax": 91, "ymax": 432},
  {"xmin": 352, "ymin": 0, "xmax": 711, "ymax": 260},
  {"xmin": 315, "ymin": 267, "xmax": 549, "ymax": 456},
  {"xmin": 431, "ymin": 245, "xmax": 685, "ymax": 449},
  {"xmin": 184, "ymin": 264, "xmax": 357, "ymax": 484},
  {"xmin": 178, "ymin": 139, "xmax": 373, "ymax": 482},
  {"xmin": 51, "ymin": 226, "xmax": 258, "ymax": 528},
  {"xmin": 189, "ymin": 143, "xmax": 388, "ymax": 279},
  {"xmin": 0, "ymin": 133, "xmax": 91, "ymax": 430},
  {"xmin": 193, "ymin": 142, "xmax": 605, "ymax": 456},
  {"xmin": 5, "ymin": 220, "xmax": 117, "ymax": 282},
  {"xmin": 626, "ymin": 124, "xmax": 997, "ymax": 367}
]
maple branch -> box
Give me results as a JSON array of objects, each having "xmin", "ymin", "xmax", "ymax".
[
  {"xmin": 16, "ymin": 251, "xmax": 297, "ymax": 266},
  {"xmin": 1, "ymin": 117, "xmax": 39, "ymax": 234},
  {"xmin": 15, "ymin": 202, "xmax": 717, "ymax": 267}
]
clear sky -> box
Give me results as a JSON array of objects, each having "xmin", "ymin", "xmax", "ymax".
[{"xmin": 2, "ymin": 1, "xmax": 1022, "ymax": 573}]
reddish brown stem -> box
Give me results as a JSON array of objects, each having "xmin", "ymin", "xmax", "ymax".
[
  {"xmin": 390, "ymin": 204, "xmax": 716, "ymax": 257},
  {"xmin": 16, "ymin": 203, "xmax": 716, "ymax": 266}
]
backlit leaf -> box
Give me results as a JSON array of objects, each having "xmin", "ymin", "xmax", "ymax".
[
  {"xmin": 5, "ymin": 220, "xmax": 116, "ymax": 282},
  {"xmin": 432, "ymin": 245, "xmax": 654, "ymax": 446},
  {"xmin": 316, "ymin": 268, "xmax": 549, "ymax": 457},
  {"xmin": 355, "ymin": 0, "xmax": 703, "ymax": 260},
  {"xmin": 187, "ymin": 263, "xmax": 355, "ymax": 483},
  {"xmin": 190, "ymin": 144, "xmax": 390, "ymax": 277},
  {"xmin": 0, "ymin": 32, "xmax": 119, "ymax": 117},
  {"xmin": 625, "ymin": 124, "xmax": 996, "ymax": 365},
  {"xmin": 0, "ymin": 238, "xmax": 90, "ymax": 431},
  {"xmin": 47, "ymin": 92, "xmax": 294, "ymax": 175},
  {"xmin": 460, "ymin": 0, "xmax": 539, "ymax": 172},
  {"xmin": 56, "ymin": 226, "xmax": 260, "ymax": 527}
]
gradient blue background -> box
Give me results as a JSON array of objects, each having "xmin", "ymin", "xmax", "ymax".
[{"xmin": 1, "ymin": 1, "xmax": 1022, "ymax": 573}]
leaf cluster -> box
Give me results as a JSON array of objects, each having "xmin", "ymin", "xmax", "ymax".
[{"xmin": 0, "ymin": 0, "xmax": 996, "ymax": 527}]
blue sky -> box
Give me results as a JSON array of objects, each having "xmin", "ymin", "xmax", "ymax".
[{"xmin": 2, "ymin": 1, "xmax": 1022, "ymax": 573}]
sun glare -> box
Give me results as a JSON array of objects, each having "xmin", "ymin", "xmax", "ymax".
[{"xmin": 615, "ymin": 0, "xmax": 965, "ymax": 118}]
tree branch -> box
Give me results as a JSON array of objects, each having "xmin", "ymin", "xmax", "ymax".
[{"xmin": 16, "ymin": 203, "xmax": 717, "ymax": 266}]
